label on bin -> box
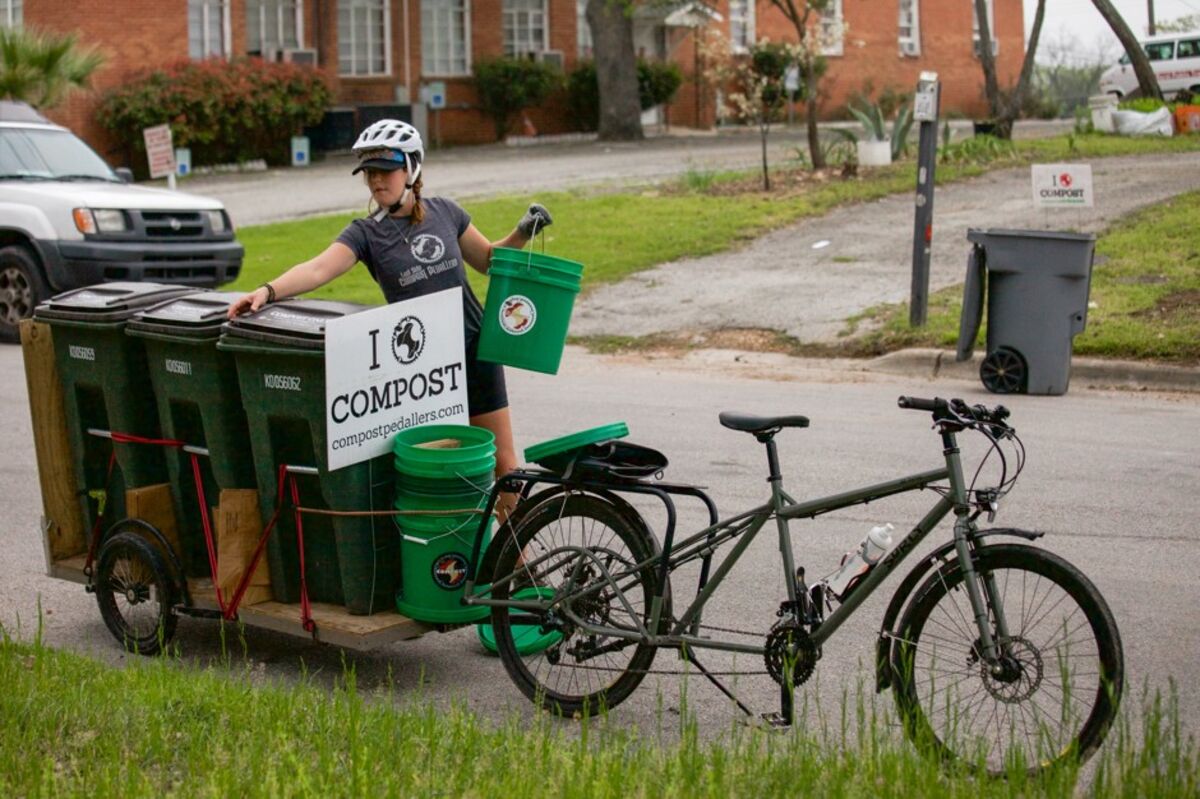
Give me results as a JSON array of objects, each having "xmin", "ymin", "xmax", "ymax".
[
  {"xmin": 324, "ymin": 288, "xmax": 468, "ymax": 471},
  {"xmin": 498, "ymin": 295, "xmax": 537, "ymax": 335},
  {"xmin": 1031, "ymin": 164, "xmax": 1093, "ymax": 208}
]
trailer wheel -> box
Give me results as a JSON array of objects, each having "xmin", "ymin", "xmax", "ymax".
[{"xmin": 95, "ymin": 531, "xmax": 178, "ymax": 655}]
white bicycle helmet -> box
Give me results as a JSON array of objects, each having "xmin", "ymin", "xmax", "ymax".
[{"xmin": 352, "ymin": 119, "xmax": 424, "ymax": 216}]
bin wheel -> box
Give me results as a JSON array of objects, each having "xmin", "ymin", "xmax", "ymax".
[
  {"xmin": 95, "ymin": 531, "xmax": 178, "ymax": 655},
  {"xmin": 980, "ymin": 347, "xmax": 1027, "ymax": 394}
]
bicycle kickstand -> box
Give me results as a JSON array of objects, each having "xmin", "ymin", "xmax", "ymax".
[{"xmin": 678, "ymin": 647, "xmax": 756, "ymax": 720}]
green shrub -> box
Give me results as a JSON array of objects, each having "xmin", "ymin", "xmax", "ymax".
[
  {"xmin": 1119, "ymin": 97, "xmax": 1172, "ymax": 113},
  {"xmin": 472, "ymin": 57, "xmax": 562, "ymax": 140},
  {"xmin": 566, "ymin": 59, "xmax": 684, "ymax": 132},
  {"xmin": 96, "ymin": 58, "xmax": 332, "ymax": 172}
]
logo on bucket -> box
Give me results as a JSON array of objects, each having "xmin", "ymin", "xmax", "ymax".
[
  {"xmin": 410, "ymin": 234, "xmax": 445, "ymax": 264},
  {"xmin": 391, "ymin": 315, "xmax": 426, "ymax": 364},
  {"xmin": 432, "ymin": 552, "xmax": 470, "ymax": 590},
  {"xmin": 499, "ymin": 295, "xmax": 537, "ymax": 336}
]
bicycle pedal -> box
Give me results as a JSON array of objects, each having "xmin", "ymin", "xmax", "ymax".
[{"xmin": 758, "ymin": 712, "xmax": 793, "ymax": 731}]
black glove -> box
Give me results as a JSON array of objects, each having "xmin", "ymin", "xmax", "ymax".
[{"xmin": 517, "ymin": 203, "xmax": 553, "ymax": 237}]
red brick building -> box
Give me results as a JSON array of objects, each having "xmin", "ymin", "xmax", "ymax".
[{"xmin": 5, "ymin": 0, "xmax": 1024, "ymax": 159}]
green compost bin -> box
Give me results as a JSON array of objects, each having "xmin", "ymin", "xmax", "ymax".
[
  {"xmin": 393, "ymin": 424, "xmax": 495, "ymax": 624},
  {"xmin": 33, "ymin": 282, "xmax": 192, "ymax": 534},
  {"xmin": 477, "ymin": 247, "xmax": 583, "ymax": 375},
  {"xmin": 217, "ymin": 300, "xmax": 399, "ymax": 615},
  {"xmin": 126, "ymin": 291, "xmax": 256, "ymax": 577}
]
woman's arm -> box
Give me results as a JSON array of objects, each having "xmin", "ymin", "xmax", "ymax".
[
  {"xmin": 228, "ymin": 241, "xmax": 359, "ymax": 318},
  {"xmin": 459, "ymin": 203, "xmax": 553, "ymax": 275}
]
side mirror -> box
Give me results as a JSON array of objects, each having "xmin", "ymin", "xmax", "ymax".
[{"xmin": 114, "ymin": 167, "xmax": 134, "ymax": 184}]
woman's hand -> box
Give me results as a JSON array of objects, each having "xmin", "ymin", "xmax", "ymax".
[
  {"xmin": 517, "ymin": 203, "xmax": 553, "ymax": 238},
  {"xmin": 227, "ymin": 285, "xmax": 271, "ymax": 319}
]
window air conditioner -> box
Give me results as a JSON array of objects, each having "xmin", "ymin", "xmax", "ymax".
[
  {"xmin": 899, "ymin": 39, "xmax": 920, "ymax": 57},
  {"xmin": 535, "ymin": 49, "xmax": 565, "ymax": 70},
  {"xmin": 282, "ymin": 48, "xmax": 319, "ymax": 66}
]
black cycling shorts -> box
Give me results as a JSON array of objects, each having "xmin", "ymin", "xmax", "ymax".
[{"xmin": 466, "ymin": 338, "xmax": 508, "ymax": 416}]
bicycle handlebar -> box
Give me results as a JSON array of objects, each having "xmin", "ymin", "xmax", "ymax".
[{"xmin": 897, "ymin": 396, "xmax": 1011, "ymax": 428}]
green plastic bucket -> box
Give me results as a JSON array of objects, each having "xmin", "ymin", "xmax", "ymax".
[
  {"xmin": 392, "ymin": 424, "xmax": 496, "ymax": 480},
  {"xmin": 394, "ymin": 511, "xmax": 491, "ymax": 624},
  {"xmin": 477, "ymin": 586, "xmax": 563, "ymax": 655},
  {"xmin": 477, "ymin": 247, "xmax": 583, "ymax": 375}
]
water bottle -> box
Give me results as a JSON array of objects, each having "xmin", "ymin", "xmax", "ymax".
[{"xmin": 824, "ymin": 524, "xmax": 895, "ymax": 600}]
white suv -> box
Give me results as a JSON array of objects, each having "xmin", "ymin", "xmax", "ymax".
[
  {"xmin": 1098, "ymin": 33, "xmax": 1200, "ymax": 99},
  {"xmin": 0, "ymin": 101, "xmax": 244, "ymax": 341}
]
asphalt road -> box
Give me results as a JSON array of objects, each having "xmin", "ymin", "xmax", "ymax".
[{"xmin": 3, "ymin": 343, "xmax": 1198, "ymax": 744}]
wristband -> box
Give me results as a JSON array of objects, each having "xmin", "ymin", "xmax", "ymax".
[{"xmin": 261, "ymin": 282, "xmax": 277, "ymax": 303}]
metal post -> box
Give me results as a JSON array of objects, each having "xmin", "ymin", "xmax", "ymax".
[{"xmin": 910, "ymin": 72, "xmax": 941, "ymax": 327}]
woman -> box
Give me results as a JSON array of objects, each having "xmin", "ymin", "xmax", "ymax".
[{"xmin": 229, "ymin": 119, "xmax": 550, "ymax": 516}]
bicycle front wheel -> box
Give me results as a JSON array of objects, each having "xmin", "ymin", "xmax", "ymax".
[
  {"xmin": 893, "ymin": 544, "xmax": 1123, "ymax": 776},
  {"xmin": 490, "ymin": 493, "xmax": 667, "ymax": 717}
]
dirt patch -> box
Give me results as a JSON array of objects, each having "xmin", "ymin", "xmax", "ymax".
[
  {"xmin": 661, "ymin": 164, "xmax": 863, "ymax": 199},
  {"xmin": 1132, "ymin": 289, "xmax": 1200, "ymax": 319}
]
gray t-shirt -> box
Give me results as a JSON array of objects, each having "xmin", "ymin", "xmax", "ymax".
[{"xmin": 336, "ymin": 196, "xmax": 484, "ymax": 341}]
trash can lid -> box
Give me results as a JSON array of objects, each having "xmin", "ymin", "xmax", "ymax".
[
  {"xmin": 524, "ymin": 422, "xmax": 629, "ymax": 465},
  {"xmin": 33, "ymin": 282, "xmax": 193, "ymax": 324},
  {"xmin": 127, "ymin": 290, "xmax": 247, "ymax": 339},
  {"xmin": 967, "ymin": 228, "xmax": 1096, "ymax": 244},
  {"xmin": 219, "ymin": 298, "xmax": 371, "ymax": 351}
]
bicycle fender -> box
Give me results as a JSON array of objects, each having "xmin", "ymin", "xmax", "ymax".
[
  {"xmin": 92, "ymin": 517, "xmax": 190, "ymax": 605},
  {"xmin": 874, "ymin": 527, "xmax": 1043, "ymax": 693},
  {"xmin": 475, "ymin": 485, "xmax": 662, "ymax": 582}
]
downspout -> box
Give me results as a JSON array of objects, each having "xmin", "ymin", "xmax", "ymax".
[{"xmin": 404, "ymin": 0, "xmax": 413, "ymax": 103}]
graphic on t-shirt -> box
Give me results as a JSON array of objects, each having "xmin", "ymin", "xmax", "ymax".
[
  {"xmin": 391, "ymin": 315, "xmax": 426, "ymax": 364},
  {"xmin": 411, "ymin": 234, "xmax": 445, "ymax": 264},
  {"xmin": 499, "ymin": 295, "xmax": 537, "ymax": 335}
]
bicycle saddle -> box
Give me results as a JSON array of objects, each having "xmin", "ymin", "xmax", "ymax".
[{"xmin": 718, "ymin": 412, "xmax": 810, "ymax": 434}]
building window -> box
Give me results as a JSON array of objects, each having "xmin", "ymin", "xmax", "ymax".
[
  {"xmin": 898, "ymin": 0, "xmax": 920, "ymax": 56},
  {"xmin": 189, "ymin": 0, "xmax": 229, "ymax": 59},
  {"xmin": 576, "ymin": 0, "xmax": 592, "ymax": 59},
  {"xmin": 247, "ymin": 0, "xmax": 302, "ymax": 56},
  {"xmin": 971, "ymin": 0, "xmax": 998, "ymax": 57},
  {"xmin": 422, "ymin": 0, "xmax": 470, "ymax": 76},
  {"xmin": 339, "ymin": 0, "xmax": 390, "ymax": 76},
  {"xmin": 503, "ymin": 0, "xmax": 547, "ymax": 57},
  {"xmin": 2, "ymin": 0, "xmax": 21, "ymax": 29},
  {"xmin": 729, "ymin": 0, "xmax": 754, "ymax": 53},
  {"xmin": 819, "ymin": 0, "xmax": 843, "ymax": 56}
]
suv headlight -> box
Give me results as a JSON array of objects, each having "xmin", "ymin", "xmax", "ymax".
[
  {"xmin": 206, "ymin": 210, "xmax": 228, "ymax": 233},
  {"xmin": 73, "ymin": 208, "xmax": 129, "ymax": 234}
]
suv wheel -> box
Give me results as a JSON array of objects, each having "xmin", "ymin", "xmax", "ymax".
[{"xmin": 0, "ymin": 245, "xmax": 49, "ymax": 343}]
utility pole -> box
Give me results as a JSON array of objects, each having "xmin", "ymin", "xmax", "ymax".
[{"xmin": 1147, "ymin": 0, "xmax": 1156, "ymax": 35}]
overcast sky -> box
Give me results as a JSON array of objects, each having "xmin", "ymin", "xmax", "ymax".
[{"xmin": 1023, "ymin": 0, "xmax": 1199, "ymax": 62}]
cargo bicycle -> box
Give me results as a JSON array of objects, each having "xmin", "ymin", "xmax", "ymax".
[{"xmin": 464, "ymin": 396, "xmax": 1125, "ymax": 775}]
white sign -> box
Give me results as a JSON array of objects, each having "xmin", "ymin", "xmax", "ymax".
[
  {"xmin": 422, "ymin": 81, "xmax": 447, "ymax": 110},
  {"xmin": 324, "ymin": 288, "xmax": 469, "ymax": 470},
  {"xmin": 784, "ymin": 66, "xmax": 800, "ymax": 94},
  {"xmin": 143, "ymin": 124, "xmax": 176, "ymax": 179},
  {"xmin": 1031, "ymin": 163, "xmax": 1094, "ymax": 208}
]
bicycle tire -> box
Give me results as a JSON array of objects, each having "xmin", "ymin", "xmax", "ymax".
[
  {"xmin": 893, "ymin": 544, "xmax": 1123, "ymax": 776},
  {"xmin": 95, "ymin": 531, "xmax": 178, "ymax": 655},
  {"xmin": 489, "ymin": 493, "xmax": 667, "ymax": 717}
]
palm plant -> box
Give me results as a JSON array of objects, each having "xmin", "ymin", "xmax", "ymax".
[{"xmin": 0, "ymin": 27, "xmax": 105, "ymax": 109}]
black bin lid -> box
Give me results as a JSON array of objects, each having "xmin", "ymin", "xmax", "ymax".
[
  {"xmin": 33, "ymin": 282, "xmax": 194, "ymax": 324},
  {"xmin": 127, "ymin": 290, "xmax": 246, "ymax": 339},
  {"xmin": 219, "ymin": 298, "xmax": 370, "ymax": 351}
]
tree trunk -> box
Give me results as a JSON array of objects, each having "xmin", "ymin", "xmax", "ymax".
[
  {"xmin": 993, "ymin": 0, "xmax": 1046, "ymax": 139},
  {"xmin": 1091, "ymin": 0, "xmax": 1162, "ymax": 100},
  {"xmin": 587, "ymin": 0, "xmax": 644, "ymax": 141},
  {"xmin": 760, "ymin": 119, "xmax": 771, "ymax": 190},
  {"xmin": 804, "ymin": 60, "xmax": 824, "ymax": 169},
  {"xmin": 973, "ymin": 0, "xmax": 1001, "ymax": 119}
]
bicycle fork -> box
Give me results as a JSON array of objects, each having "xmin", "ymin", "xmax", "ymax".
[{"xmin": 943, "ymin": 431, "xmax": 1017, "ymax": 671}]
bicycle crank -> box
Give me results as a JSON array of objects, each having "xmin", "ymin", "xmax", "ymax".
[{"xmin": 764, "ymin": 619, "xmax": 821, "ymax": 687}]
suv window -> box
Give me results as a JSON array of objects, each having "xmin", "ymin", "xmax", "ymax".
[
  {"xmin": 1178, "ymin": 39, "xmax": 1199, "ymax": 59},
  {"xmin": 1145, "ymin": 41, "xmax": 1175, "ymax": 61},
  {"xmin": 0, "ymin": 127, "xmax": 119, "ymax": 181}
]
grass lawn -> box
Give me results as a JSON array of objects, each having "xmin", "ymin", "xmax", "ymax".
[
  {"xmin": 841, "ymin": 190, "xmax": 1200, "ymax": 363},
  {"xmin": 2, "ymin": 634, "xmax": 1196, "ymax": 797},
  {"xmin": 231, "ymin": 132, "xmax": 1200, "ymax": 361}
]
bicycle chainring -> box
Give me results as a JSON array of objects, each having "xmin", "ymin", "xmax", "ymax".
[{"xmin": 764, "ymin": 620, "xmax": 820, "ymax": 687}]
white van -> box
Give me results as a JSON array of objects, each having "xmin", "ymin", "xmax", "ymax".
[{"xmin": 1098, "ymin": 32, "xmax": 1200, "ymax": 98}]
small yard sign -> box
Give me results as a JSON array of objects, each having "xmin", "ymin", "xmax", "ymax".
[
  {"xmin": 143, "ymin": 124, "xmax": 176, "ymax": 180},
  {"xmin": 1031, "ymin": 163, "xmax": 1094, "ymax": 208}
]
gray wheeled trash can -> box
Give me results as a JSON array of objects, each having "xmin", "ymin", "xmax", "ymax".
[{"xmin": 956, "ymin": 228, "xmax": 1096, "ymax": 395}]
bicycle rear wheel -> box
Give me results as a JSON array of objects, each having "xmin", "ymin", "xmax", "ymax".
[
  {"xmin": 893, "ymin": 544, "xmax": 1123, "ymax": 776},
  {"xmin": 489, "ymin": 493, "xmax": 667, "ymax": 717}
]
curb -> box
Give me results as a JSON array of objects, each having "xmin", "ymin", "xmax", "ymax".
[{"xmin": 866, "ymin": 349, "xmax": 1200, "ymax": 394}]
